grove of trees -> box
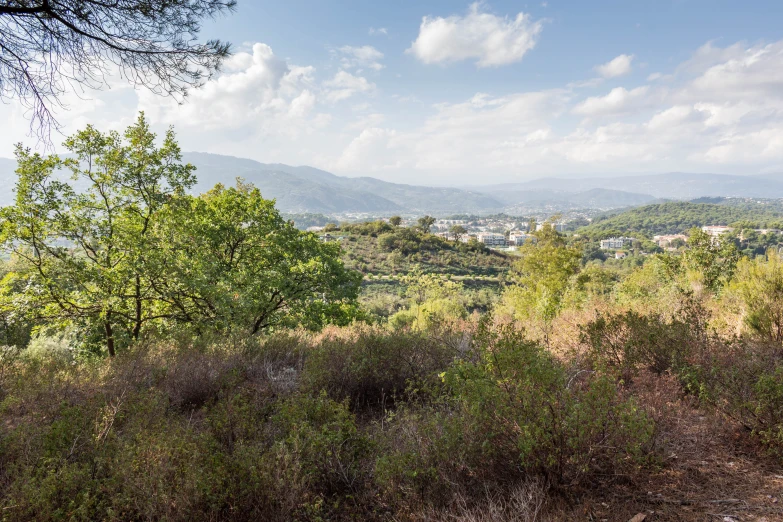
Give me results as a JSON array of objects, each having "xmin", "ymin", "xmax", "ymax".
[{"xmin": 0, "ymin": 115, "xmax": 361, "ymax": 355}]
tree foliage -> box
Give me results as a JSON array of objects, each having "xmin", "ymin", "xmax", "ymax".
[
  {"xmin": 417, "ymin": 215, "xmax": 436, "ymax": 233},
  {"xmin": 681, "ymin": 228, "xmax": 740, "ymax": 292},
  {"xmin": 729, "ymin": 249, "xmax": 783, "ymax": 343},
  {"xmin": 0, "ymin": 0, "xmax": 235, "ymax": 137},
  {"xmin": 580, "ymin": 201, "xmax": 783, "ymax": 238},
  {"xmin": 0, "ymin": 115, "xmax": 360, "ymax": 355},
  {"xmin": 449, "ymin": 224, "xmax": 467, "ymax": 242},
  {"xmin": 501, "ymin": 224, "xmax": 582, "ymax": 343},
  {"xmin": 151, "ymin": 182, "xmax": 362, "ymax": 334},
  {"xmin": 0, "ymin": 113, "xmax": 194, "ymax": 355}
]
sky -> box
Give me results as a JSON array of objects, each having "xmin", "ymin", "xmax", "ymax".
[{"xmin": 2, "ymin": 0, "xmax": 783, "ymax": 185}]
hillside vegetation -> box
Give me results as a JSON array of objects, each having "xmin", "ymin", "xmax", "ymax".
[
  {"xmin": 337, "ymin": 220, "xmax": 512, "ymax": 278},
  {"xmin": 579, "ymin": 200, "xmax": 783, "ymax": 237},
  {"xmin": 3, "ymin": 119, "xmax": 783, "ymax": 521}
]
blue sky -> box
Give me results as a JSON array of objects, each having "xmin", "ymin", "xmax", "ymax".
[{"xmin": 3, "ymin": 1, "xmax": 783, "ymax": 184}]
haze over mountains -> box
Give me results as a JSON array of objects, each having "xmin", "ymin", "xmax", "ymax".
[{"xmin": 2, "ymin": 153, "xmax": 783, "ymax": 214}]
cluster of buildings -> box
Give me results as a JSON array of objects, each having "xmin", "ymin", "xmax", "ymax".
[
  {"xmin": 477, "ymin": 232, "xmax": 536, "ymax": 247},
  {"xmin": 433, "ymin": 231, "xmax": 536, "ymax": 248},
  {"xmin": 431, "ymin": 218, "xmax": 566, "ymax": 235}
]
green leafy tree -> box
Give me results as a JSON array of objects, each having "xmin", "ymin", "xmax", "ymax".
[
  {"xmin": 151, "ymin": 182, "xmax": 362, "ymax": 334},
  {"xmin": 417, "ymin": 215, "xmax": 436, "ymax": 234},
  {"xmin": 0, "ymin": 113, "xmax": 194, "ymax": 356},
  {"xmin": 1, "ymin": 116, "xmax": 362, "ymax": 355},
  {"xmin": 449, "ymin": 224, "xmax": 468, "ymax": 242},
  {"xmin": 683, "ymin": 228, "xmax": 740, "ymax": 292},
  {"xmin": 390, "ymin": 268, "xmax": 466, "ymax": 329},
  {"xmin": 729, "ymin": 249, "xmax": 783, "ymax": 342},
  {"xmin": 501, "ymin": 224, "xmax": 582, "ymax": 344},
  {"xmin": 389, "ymin": 216, "xmax": 402, "ymax": 227}
]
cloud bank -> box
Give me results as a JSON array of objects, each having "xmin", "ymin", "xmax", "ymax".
[{"xmin": 407, "ymin": 2, "xmax": 543, "ymax": 67}]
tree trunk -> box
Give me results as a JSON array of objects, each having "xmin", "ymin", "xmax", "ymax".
[
  {"xmin": 104, "ymin": 318, "xmax": 116, "ymax": 357},
  {"xmin": 132, "ymin": 275, "xmax": 142, "ymax": 340}
]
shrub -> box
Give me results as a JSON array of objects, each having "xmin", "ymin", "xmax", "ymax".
[
  {"xmin": 376, "ymin": 324, "xmax": 655, "ymax": 506},
  {"xmin": 682, "ymin": 339, "xmax": 783, "ymax": 458},
  {"xmin": 727, "ymin": 250, "xmax": 783, "ymax": 342},
  {"xmin": 302, "ymin": 326, "xmax": 458, "ymax": 411},
  {"xmin": 580, "ymin": 309, "xmax": 701, "ymax": 379},
  {"xmin": 271, "ymin": 392, "xmax": 373, "ymax": 501}
]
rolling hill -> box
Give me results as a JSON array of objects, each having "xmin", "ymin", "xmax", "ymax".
[
  {"xmin": 0, "ymin": 153, "xmax": 504, "ymax": 213},
  {"xmin": 577, "ymin": 199, "xmax": 783, "ymax": 237}
]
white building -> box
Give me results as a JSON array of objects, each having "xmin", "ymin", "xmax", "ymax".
[
  {"xmin": 508, "ymin": 233, "xmax": 533, "ymax": 246},
  {"xmin": 476, "ymin": 233, "xmax": 507, "ymax": 247},
  {"xmin": 600, "ymin": 237, "xmax": 636, "ymax": 249},
  {"xmin": 535, "ymin": 223, "xmax": 566, "ymax": 232},
  {"xmin": 701, "ymin": 225, "xmax": 733, "ymax": 237}
]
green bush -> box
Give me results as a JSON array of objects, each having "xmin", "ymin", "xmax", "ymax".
[
  {"xmin": 271, "ymin": 392, "xmax": 373, "ymax": 501},
  {"xmin": 302, "ymin": 327, "xmax": 457, "ymax": 411},
  {"xmin": 682, "ymin": 340, "xmax": 783, "ymax": 458},
  {"xmin": 375, "ymin": 324, "xmax": 655, "ymax": 505},
  {"xmin": 580, "ymin": 309, "xmax": 701, "ymax": 379}
]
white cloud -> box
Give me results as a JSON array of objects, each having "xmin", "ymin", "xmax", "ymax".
[
  {"xmin": 323, "ymin": 71, "xmax": 376, "ymax": 103},
  {"xmin": 572, "ymin": 86, "xmax": 651, "ymax": 117},
  {"xmin": 368, "ymin": 27, "xmax": 388, "ymax": 36},
  {"xmin": 406, "ymin": 2, "xmax": 543, "ymax": 67},
  {"xmin": 336, "ymin": 127, "xmax": 399, "ymax": 170},
  {"xmin": 595, "ymin": 54, "xmax": 634, "ymax": 78},
  {"xmin": 138, "ymin": 43, "xmax": 320, "ymax": 135},
  {"xmin": 9, "ymin": 37, "xmax": 783, "ymax": 184},
  {"xmin": 686, "ymin": 41, "xmax": 783, "ymax": 101},
  {"xmin": 332, "ymin": 38, "xmax": 783, "ymax": 181},
  {"xmin": 336, "ymin": 45, "xmax": 384, "ymax": 71}
]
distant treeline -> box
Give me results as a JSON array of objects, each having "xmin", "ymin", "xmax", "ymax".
[{"xmin": 579, "ymin": 201, "xmax": 783, "ymax": 238}]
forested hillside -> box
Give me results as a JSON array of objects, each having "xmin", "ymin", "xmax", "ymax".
[{"xmin": 579, "ymin": 200, "xmax": 783, "ymax": 237}]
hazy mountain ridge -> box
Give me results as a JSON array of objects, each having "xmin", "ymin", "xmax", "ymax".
[
  {"xmin": 4, "ymin": 153, "xmax": 783, "ymax": 213},
  {"xmin": 182, "ymin": 153, "xmax": 504, "ymax": 214},
  {"xmin": 473, "ymin": 186, "xmax": 657, "ymax": 208},
  {"xmin": 479, "ymin": 172, "xmax": 783, "ymax": 200}
]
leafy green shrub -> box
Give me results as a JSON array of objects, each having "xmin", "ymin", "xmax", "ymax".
[
  {"xmin": 376, "ymin": 324, "xmax": 655, "ymax": 505},
  {"xmin": 682, "ymin": 340, "xmax": 783, "ymax": 458},
  {"xmin": 271, "ymin": 392, "xmax": 373, "ymax": 500},
  {"xmin": 23, "ymin": 328, "xmax": 79, "ymax": 363},
  {"xmin": 580, "ymin": 309, "xmax": 701, "ymax": 379},
  {"xmin": 302, "ymin": 326, "xmax": 457, "ymax": 411}
]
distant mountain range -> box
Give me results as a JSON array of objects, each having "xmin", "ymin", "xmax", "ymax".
[
  {"xmin": 181, "ymin": 153, "xmax": 502, "ymax": 214},
  {"xmin": 2, "ymin": 153, "xmax": 783, "ymax": 214},
  {"xmin": 471, "ymin": 186, "xmax": 657, "ymax": 209},
  {"xmin": 471, "ymin": 172, "xmax": 783, "ymax": 201}
]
